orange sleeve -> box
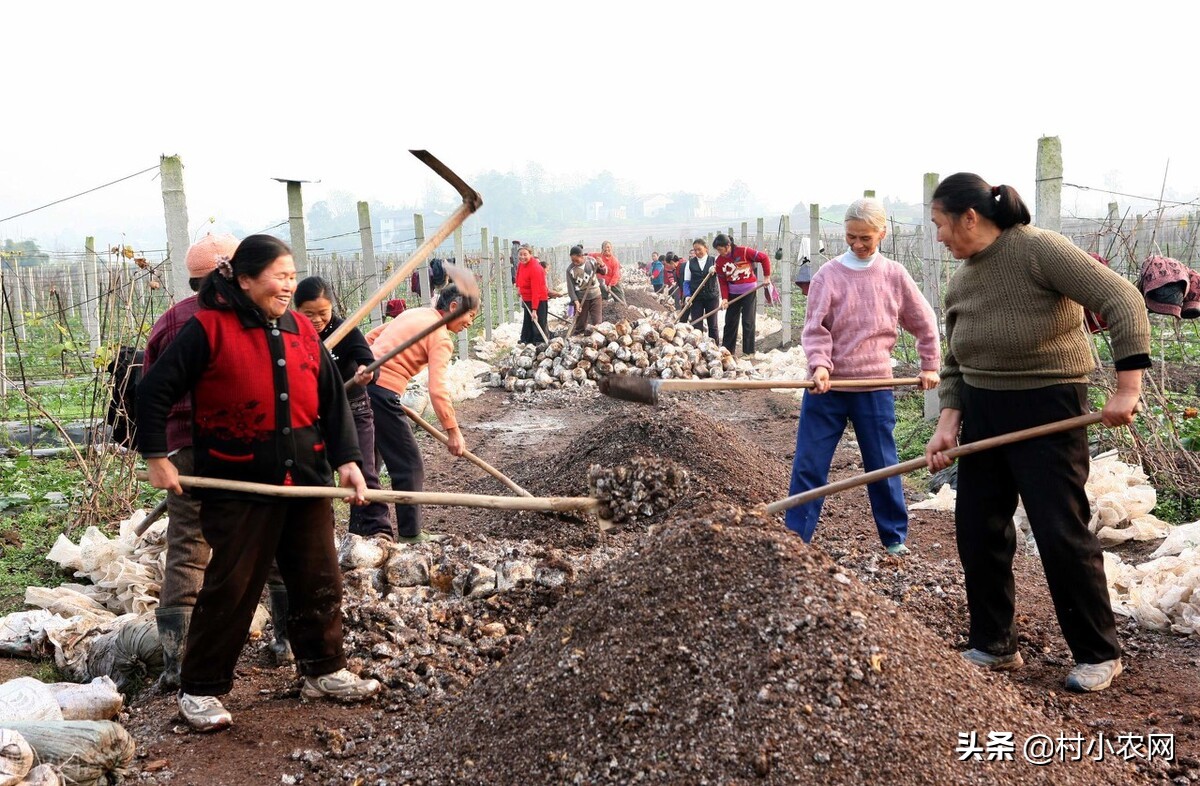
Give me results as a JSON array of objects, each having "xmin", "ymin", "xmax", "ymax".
[{"xmin": 423, "ymin": 329, "xmax": 458, "ymax": 431}]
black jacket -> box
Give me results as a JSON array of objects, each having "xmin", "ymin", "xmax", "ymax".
[{"xmin": 319, "ymin": 316, "xmax": 376, "ymax": 401}]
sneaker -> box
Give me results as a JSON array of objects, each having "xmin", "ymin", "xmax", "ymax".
[
  {"xmin": 961, "ymin": 648, "xmax": 1024, "ymax": 671},
  {"xmin": 1065, "ymin": 658, "xmax": 1123, "ymax": 692},
  {"xmin": 885, "ymin": 543, "xmax": 911, "ymax": 556},
  {"xmin": 301, "ymin": 669, "xmax": 382, "ymax": 703},
  {"xmin": 394, "ymin": 531, "xmax": 446, "ymax": 545},
  {"xmin": 178, "ymin": 693, "xmax": 233, "ymax": 732}
]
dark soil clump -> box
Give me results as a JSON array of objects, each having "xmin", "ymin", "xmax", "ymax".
[
  {"xmin": 620, "ymin": 287, "xmax": 671, "ymax": 313},
  {"xmin": 459, "ymin": 401, "xmax": 790, "ymax": 548},
  {"xmin": 601, "ymin": 297, "xmax": 640, "ymax": 323},
  {"xmin": 406, "ymin": 514, "xmax": 1141, "ymax": 786}
]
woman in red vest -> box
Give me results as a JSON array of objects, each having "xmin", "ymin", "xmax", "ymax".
[{"xmin": 138, "ymin": 234, "xmax": 379, "ymax": 732}]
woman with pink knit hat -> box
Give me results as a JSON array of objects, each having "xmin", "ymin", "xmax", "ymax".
[{"xmin": 786, "ymin": 199, "xmax": 940, "ymax": 555}]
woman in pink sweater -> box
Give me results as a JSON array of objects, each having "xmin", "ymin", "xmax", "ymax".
[{"xmin": 786, "ymin": 198, "xmax": 940, "ymax": 553}]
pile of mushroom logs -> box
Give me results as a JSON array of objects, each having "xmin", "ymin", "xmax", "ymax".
[{"xmin": 491, "ymin": 316, "xmax": 751, "ymax": 393}]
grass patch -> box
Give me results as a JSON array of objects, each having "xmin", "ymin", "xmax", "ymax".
[
  {"xmin": 0, "ymin": 456, "xmax": 91, "ymax": 614},
  {"xmin": 893, "ymin": 390, "xmax": 936, "ymax": 462}
]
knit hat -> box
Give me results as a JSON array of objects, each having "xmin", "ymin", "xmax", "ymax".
[
  {"xmin": 1139, "ymin": 255, "xmax": 1190, "ymax": 318},
  {"xmin": 385, "ymin": 298, "xmax": 407, "ymax": 318},
  {"xmin": 1183, "ymin": 269, "xmax": 1200, "ymax": 320},
  {"xmin": 186, "ymin": 233, "xmax": 239, "ymax": 278}
]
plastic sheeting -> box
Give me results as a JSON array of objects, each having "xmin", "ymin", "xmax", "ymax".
[
  {"xmin": 410, "ymin": 357, "xmax": 493, "ymax": 405},
  {"xmin": 472, "ymin": 322, "xmax": 523, "ymax": 363},
  {"xmin": 750, "ymin": 345, "xmax": 811, "ymax": 399},
  {"xmin": 906, "ymin": 453, "xmax": 1171, "ymax": 545},
  {"xmin": 44, "ymin": 510, "xmax": 168, "ymax": 616},
  {"xmin": 1105, "ymin": 548, "xmax": 1200, "ymax": 635}
]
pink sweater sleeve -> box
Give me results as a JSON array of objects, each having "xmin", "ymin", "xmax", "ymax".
[
  {"xmin": 894, "ymin": 266, "xmax": 941, "ymax": 371},
  {"xmin": 801, "ymin": 270, "xmax": 835, "ymax": 373}
]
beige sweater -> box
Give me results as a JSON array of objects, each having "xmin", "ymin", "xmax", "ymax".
[{"xmin": 940, "ymin": 224, "xmax": 1150, "ymax": 410}]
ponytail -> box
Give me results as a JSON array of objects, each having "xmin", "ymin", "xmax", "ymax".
[{"xmin": 932, "ymin": 173, "xmax": 1031, "ymax": 229}]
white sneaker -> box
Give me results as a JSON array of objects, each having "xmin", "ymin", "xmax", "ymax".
[
  {"xmin": 179, "ymin": 693, "xmax": 232, "ymax": 732},
  {"xmin": 1065, "ymin": 658, "xmax": 1123, "ymax": 692},
  {"xmin": 301, "ymin": 669, "xmax": 381, "ymax": 703}
]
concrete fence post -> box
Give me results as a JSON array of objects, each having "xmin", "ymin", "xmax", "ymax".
[
  {"xmin": 356, "ymin": 201, "xmax": 377, "ymax": 327},
  {"xmin": 1035, "ymin": 136, "xmax": 1063, "ymax": 234},
  {"xmin": 494, "ymin": 236, "xmax": 506, "ymax": 324},
  {"xmin": 282, "ymin": 181, "xmax": 309, "ymax": 279},
  {"xmin": 5, "ymin": 258, "xmax": 26, "ymax": 341},
  {"xmin": 454, "ymin": 226, "xmax": 467, "ymax": 357},
  {"xmin": 159, "ymin": 155, "xmax": 191, "ymax": 301},
  {"xmin": 809, "ymin": 204, "xmax": 822, "ymax": 271},
  {"xmin": 414, "ymin": 214, "xmax": 430, "ymax": 306},
  {"xmin": 780, "ymin": 214, "xmax": 792, "ymax": 349},
  {"xmin": 84, "ymin": 237, "xmax": 100, "ymax": 351},
  {"xmin": 481, "ymin": 227, "xmax": 492, "ymax": 341},
  {"xmin": 756, "ymin": 217, "xmax": 767, "ymax": 316},
  {"xmin": 922, "ymin": 172, "xmax": 941, "ymax": 420}
]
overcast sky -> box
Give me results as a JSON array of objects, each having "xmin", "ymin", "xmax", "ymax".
[{"xmin": 4, "ymin": 0, "xmax": 1197, "ymax": 252}]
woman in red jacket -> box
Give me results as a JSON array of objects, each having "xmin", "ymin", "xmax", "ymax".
[
  {"xmin": 515, "ymin": 245, "xmax": 551, "ymax": 344},
  {"xmin": 713, "ymin": 233, "xmax": 771, "ymax": 355}
]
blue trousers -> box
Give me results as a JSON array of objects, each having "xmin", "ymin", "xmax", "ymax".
[{"xmin": 785, "ymin": 389, "xmax": 907, "ymax": 547}]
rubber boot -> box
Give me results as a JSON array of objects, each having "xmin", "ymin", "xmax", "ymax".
[
  {"xmin": 155, "ymin": 606, "xmax": 191, "ymax": 692},
  {"xmin": 267, "ymin": 584, "xmax": 295, "ymax": 666}
]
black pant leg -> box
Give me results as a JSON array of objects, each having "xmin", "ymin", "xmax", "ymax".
[
  {"xmin": 272, "ymin": 499, "xmax": 347, "ymax": 677},
  {"xmin": 520, "ymin": 301, "xmax": 535, "ymax": 344},
  {"xmin": 536, "ymin": 301, "xmax": 549, "ymax": 342},
  {"xmin": 367, "ymin": 385, "xmax": 425, "ymax": 538},
  {"xmin": 741, "ymin": 290, "xmax": 758, "ymax": 354},
  {"xmin": 1001, "ymin": 385, "xmax": 1121, "ymax": 663},
  {"xmin": 956, "ymin": 386, "xmax": 1021, "ymax": 656},
  {"xmin": 181, "ymin": 498, "xmax": 285, "ymax": 695},
  {"xmin": 721, "ymin": 298, "xmax": 740, "ymax": 353}
]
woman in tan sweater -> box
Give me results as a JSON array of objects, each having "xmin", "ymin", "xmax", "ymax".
[{"xmin": 924, "ymin": 172, "xmax": 1150, "ymax": 693}]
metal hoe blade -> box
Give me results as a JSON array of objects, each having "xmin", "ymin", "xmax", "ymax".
[{"xmin": 598, "ymin": 375, "xmax": 662, "ymax": 405}]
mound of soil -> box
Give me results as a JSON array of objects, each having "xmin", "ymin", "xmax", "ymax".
[
  {"xmin": 601, "ymin": 298, "xmax": 640, "ymax": 323},
  {"xmin": 406, "ymin": 514, "xmax": 1140, "ymax": 786},
  {"xmin": 460, "ymin": 402, "xmax": 790, "ymax": 548},
  {"xmin": 620, "ymin": 287, "xmax": 671, "ymax": 313}
]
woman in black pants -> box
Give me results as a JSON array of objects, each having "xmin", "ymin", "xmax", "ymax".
[
  {"xmin": 924, "ymin": 173, "xmax": 1150, "ymax": 693},
  {"xmin": 139, "ymin": 235, "xmax": 380, "ymax": 732},
  {"xmin": 685, "ymin": 239, "xmax": 720, "ymax": 341},
  {"xmin": 712, "ymin": 233, "xmax": 771, "ymax": 355}
]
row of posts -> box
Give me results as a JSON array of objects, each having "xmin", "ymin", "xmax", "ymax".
[{"xmin": 5, "ymin": 141, "xmax": 1070, "ymax": 404}]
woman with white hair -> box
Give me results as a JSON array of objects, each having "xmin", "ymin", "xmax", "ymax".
[{"xmin": 785, "ymin": 198, "xmax": 941, "ymax": 553}]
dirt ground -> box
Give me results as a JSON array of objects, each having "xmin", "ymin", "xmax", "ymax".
[{"xmin": 63, "ymin": 388, "xmax": 1200, "ymax": 783}]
